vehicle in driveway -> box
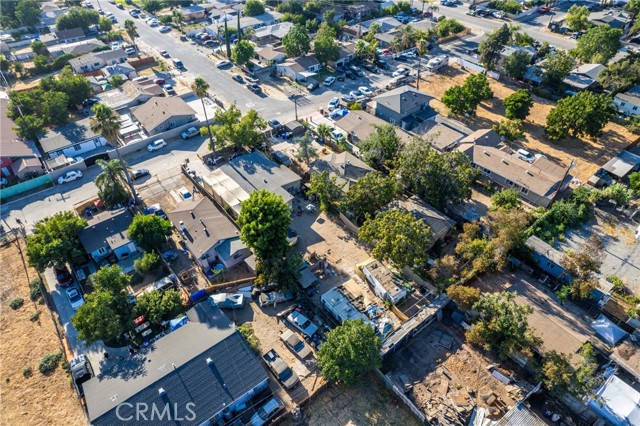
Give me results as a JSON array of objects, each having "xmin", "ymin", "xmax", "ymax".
[
  {"xmin": 57, "ymin": 170, "xmax": 83, "ymax": 184},
  {"xmin": 358, "ymin": 86, "xmax": 373, "ymax": 96},
  {"xmin": 393, "ymin": 67, "xmax": 410, "ymax": 77},
  {"xmin": 178, "ymin": 187, "xmax": 192, "ymax": 200},
  {"xmin": 144, "ymin": 203, "xmax": 167, "ymax": 219},
  {"xmin": 66, "ymin": 287, "xmax": 85, "ymax": 310},
  {"xmin": 70, "ymin": 355, "xmax": 93, "ymax": 396},
  {"xmin": 341, "ymin": 94, "xmax": 356, "ymax": 103},
  {"xmin": 323, "ymin": 76, "xmax": 336, "ymax": 86},
  {"xmin": 387, "ymin": 75, "xmax": 408, "ymax": 89},
  {"xmin": 492, "ymin": 10, "xmax": 505, "ymax": 19},
  {"xmin": 216, "ymin": 59, "xmax": 231, "ymax": 68},
  {"xmin": 147, "ymin": 139, "xmax": 167, "ymax": 152},
  {"xmin": 363, "ymin": 63, "xmax": 378, "ymax": 73},
  {"xmin": 209, "ymin": 293, "xmax": 245, "ymax": 309},
  {"xmin": 125, "ymin": 47, "xmax": 136, "ymax": 55},
  {"xmin": 163, "ymin": 84, "xmax": 175, "ymax": 95},
  {"xmin": 159, "ymin": 25, "xmax": 171, "ymax": 33},
  {"xmin": 280, "ymin": 329, "xmax": 312, "ymax": 359},
  {"xmin": 131, "ymin": 168, "xmax": 150, "ymax": 180},
  {"xmin": 286, "ymin": 311, "xmax": 318, "ymax": 338},
  {"xmin": 345, "ymin": 70, "xmax": 358, "ymax": 80},
  {"xmin": 538, "ymin": 5, "xmax": 550, "ymax": 13},
  {"xmin": 231, "ymin": 73, "xmax": 244, "ymax": 83},
  {"xmin": 153, "ymin": 77, "xmax": 165, "ymax": 85},
  {"xmin": 247, "ymin": 83, "xmax": 262, "ymax": 93},
  {"xmin": 263, "ymin": 349, "xmax": 299, "ymax": 389},
  {"xmin": 54, "ymin": 266, "xmax": 73, "ymax": 287},
  {"xmin": 250, "ymin": 398, "xmax": 283, "ymax": 426},
  {"xmin": 307, "ymin": 80, "xmax": 319, "ymax": 91},
  {"xmin": 426, "ymin": 54, "xmax": 449, "ymax": 72},
  {"xmin": 180, "ymin": 127, "xmax": 199, "ymax": 139},
  {"xmin": 327, "ymin": 97, "xmax": 340, "ymax": 111},
  {"xmin": 273, "ymin": 151, "xmax": 292, "ymax": 167},
  {"xmin": 268, "ymin": 119, "xmax": 282, "ymax": 129}
]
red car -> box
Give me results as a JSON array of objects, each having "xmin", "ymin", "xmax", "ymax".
[
  {"xmin": 538, "ymin": 6, "xmax": 550, "ymax": 13},
  {"xmin": 54, "ymin": 266, "xmax": 73, "ymax": 287},
  {"xmin": 153, "ymin": 78, "xmax": 165, "ymax": 85}
]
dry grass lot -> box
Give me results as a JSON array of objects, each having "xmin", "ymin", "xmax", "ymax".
[
  {"xmin": 0, "ymin": 238, "xmax": 85, "ymax": 426},
  {"xmin": 419, "ymin": 64, "xmax": 636, "ymax": 181}
]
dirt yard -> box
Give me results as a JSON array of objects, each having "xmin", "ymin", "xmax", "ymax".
[
  {"xmin": 419, "ymin": 64, "xmax": 637, "ymax": 181},
  {"xmin": 0, "ymin": 238, "xmax": 86, "ymax": 426},
  {"xmin": 283, "ymin": 372, "xmax": 423, "ymax": 426}
]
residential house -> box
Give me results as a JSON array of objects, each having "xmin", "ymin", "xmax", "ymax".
[
  {"xmin": 316, "ymin": 5, "xmax": 345, "ymax": 22},
  {"xmin": 457, "ymin": 129, "xmax": 571, "ymax": 208},
  {"xmin": 310, "ymin": 151, "xmax": 373, "ymax": 192},
  {"xmin": 389, "ymin": 196, "xmax": 456, "ymax": 249},
  {"xmin": 345, "ymin": 2, "xmax": 381, "ymax": 20},
  {"xmin": 77, "ymin": 208, "xmax": 137, "ymax": 263},
  {"xmin": 131, "ymin": 97, "xmax": 197, "ymax": 136},
  {"xmin": 373, "ymin": 86, "xmax": 435, "ymax": 131},
  {"xmin": 101, "ymin": 62, "xmax": 137, "ymax": 81},
  {"xmin": 563, "ymin": 63, "xmax": 605, "ymax": 91},
  {"xmin": 83, "ymin": 301, "xmax": 270, "ymax": 426},
  {"xmin": 180, "ymin": 5, "xmax": 206, "ymax": 20},
  {"xmin": 40, "ymin": 117, "xmax": 109, "ymax": 159},
  {"xmin": 613, "ymin": 84, "xmax": 640, "ymax": 117},
  {"xmin": 86, "ymin": 75, "xmax": 107, "ymax": 93},
  {"xmin": 276, "ymin": 55, "xmax": 322, "ymax": 82},
  {"xmin": 0, "ymin": 99, "xmax": 44, "ymax": 181},
  {"xmin": 329, "ymin": 42, "xmax": 356, "ymax": 69},
  {"xmin": 600, "ymin": 149, "xmax": 640, "ymax": 181},
  {"xmin": 255, "ymin": 45, "xmax": 287, "ymax": 64},
  {"xmin": 48, "ymin": 39, "xmax": 106, "ymax": 57},
  {"xmin": 333, "ymin": 110, "xmax": 412, "ymax": 146},
  {"xmin": 590, "ymin": 10, "xmax": 631, "ymax": 29},
  {"xmin": 166, "ymin": 198, "xmax": 250, "ymax": 269},
  {"xmin": 374, "ymin": 30, "xmax": 399, "ymax": 49},
  {"xmin": 525, "ymin": 235, "xmax": 571, "ymax": 282},
  {"xmin": 97, "ymin": 79, "xmax": 162, "ymax": 111},
  {"xmin": 253, "ymin": 22, "xmax": 293, "ymax": 45},
  {"xmin": 240, "ymin": 10, "xmax": 283, "ymax": 30},
  {"xmin": 54, "ymin": 28, "xmax": 85, "ymax": 44},
  {"xmin": 362, "ymin": 17, "xmax": 403, "ymax": 33},
  {"xmin": 68, "ymin": 49, "xmax": 128, "ymax": 73},
  {"xmin": 202, "ymin": 151, "xmax": 301, "ymax": 216},
  {"xmin": 321, "ymin": 285, "xmax": 373, "ymax": 325},
  {"xmin": 358, "ymin": 258, "xmax": 407, "ymax": 304},
  {"xmin": 415, "ymin": 117, "xmax": 466, "ymax": 153},
  {"xmin": 499, "ymin": 45, "xmax": 535, "ymax": 65},
  {"xmin": 40, "ymin": 2, "xmax": 66, "ymax": 28}
]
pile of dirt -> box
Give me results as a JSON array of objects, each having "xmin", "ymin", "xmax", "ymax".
[{"xmin": 0, "ymin": 238, "xmax": 86, "ymax": 426}]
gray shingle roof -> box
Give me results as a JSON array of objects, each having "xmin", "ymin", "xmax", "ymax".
[
  {"xmin": 77, "ymin": 208, "xmax": 133, "ymax": 254},
  {"xmin": 310, "ymin": 151, "xmax": 373, "ymax": 192},
  {"xmin": 131, "ymin": 97, "xmax": 196, "ymax": 132},
  {"xmin": 389, "ymin": 196, "xmax": 455, "ymax": 243},
  {"xmin": 40, "ymin": 117, "xmax": 102, "ymax": 153},
  {"xmin": 373, "ymin": 87, "xmax": 432, "ymax": 116},
  {"xmin": 526, "ymin": 235, "xmax": 565, "ymax": 266}
]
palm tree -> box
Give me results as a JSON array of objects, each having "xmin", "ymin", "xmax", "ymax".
[
  {"xmin": 296, "ymin": 131, "xmax": 318, "ymax": 164},
  {"xmin": 95, "ymin": 159, "xmax": 129, "ymax": 207},
  {"xmin": 124, "ymin": 19, "xmax": 137, "ymax": 51},
  {"xmin": 399, "ymin": 25, "xmax": 415, "ymax": 51},
  {"xmin": 316, "ymin": 123, "xmax": 332, "ymax": 143},
  {"xmin": 191, "ymin": 77, "xmax": 217, "ymax": 157},
  {"xmin": 90, "ymin": 104, "xmax": 137, "ymax": 203},
  {"xmin": 172, "ymin": 10, "xmax": 183, "ymax": 31}
]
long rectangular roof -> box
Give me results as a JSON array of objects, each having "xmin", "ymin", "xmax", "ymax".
[
  {"xmin": 389, "ymin": 197, "xmax": 455, "ymax": 242},
  {"xmin": 40, "ymin": 117, "xmax": 102, "ymax": 153},
  {"xmin": 525, "ymin": 235, "xmax": 565, "ymax": 265},
  {"xmin": 131, "ymin": 97, "xmax": 196, "ymax": 132},
  {"xmin": 1, "ymin": 98, "xmax": 35, "ymax": 158},
  {"xmin": 77, "ymin": 208, "xmax": 133, "ymax": 254}
]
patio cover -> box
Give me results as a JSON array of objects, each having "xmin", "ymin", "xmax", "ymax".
[
  {"xmin": 299, "ymin": 71, "xmax": 317, "ymax": 78},
  {"xmin": 591, "ymin": 314, "xmax": 628, "ymax": 346},
  {"xmin": 602, "ymin": 156, "xmax": 636, "ymax": 178},
  {"xmin": 588, "ymin": 374, "xmax": 640, "ymax": 426},
  {"xmin": 298, "ymin": 267, "xmax": 318, "ymax": 289}
]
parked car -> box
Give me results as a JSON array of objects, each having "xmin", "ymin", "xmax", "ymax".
[
  {"xmin": 286, "ymin": 311, "xmax": 318, "ymax": 338},
  {"xmin": 341, "ymin": 94, "xmax": 356, "ymax": 103},
  {"xmin": 203, "ymin": 39, "xmax": 218, "ymax": 47},
  {"xmin": 180, "ymin": 127, "xmax": 199, "ymax": 139},
  {"xmin": 159, "ymin": 25, "xmax": 171, "ymax": 33},
  {"xmin": 178, "ymin": 187, "xmax": 192, "ymax": 200},
  {"xmin": 54, "ymin": 266, "xmax": 73, "ymax": 287},
  {"xmin": 250, "ymin": 398, "xmax": 283, "ymax": 426},
  {"xmin": 307, "ymin": 81, "xmax": 319, "ymax": 91},
  {"xmin": 110, "ymin": 41, "xmax": 121, "ymax": 50},
  {"xmin": 131, "ymin": 169, "xmax": 150, "ymax": 180},
  {"xmin": 358, "ymin": 86, "xmax": 373, "ymax": 96},
  {"xmin": 393, "ymin": 67, "xmax": 410, "ymax": 77},
  {"xmin": 147, "ymin": 139, "xmax": 167, "ymax": 152},
  {"xmin": 263, "ymin": 349, "xmax": 299, "ymax": 389},
  {"xmin": 143, "ymin": 276, "xmax": 175, "ymax": 295},
  {"xmin": 57, "ymin": 170, "xmax": 83, "ymax": 184},
  {"xmin": 280, "ymin": 330, "xmax": 312, "ymax": 359},
  {"xmin": 363, "ymin": 63, "xmax": 378, "ymax": 73},
  {"xmin": 492, "ymin": 10, "xmax": 505, "ymax": 19},
  {"xmin": 66, "ymin": 287, "xmax": 85, "ymax": 310},
  {"xmin": 231, "ymin": 73, "xmax": 244, "ymax": 83},
  {"xmin": 148, "ymin": 19, "xmax": 159, "ymax": 26},
  {"xmin": 144, "ymin": 203, "xmax": 167, "ymax": 219},
  {"xmin": 345, "ymin": 70, "xmax": 358, "ymax": 80},
  {"xmin": 323, "ymin": 76, "xmax": 336, "ymax": 86},
  {"xmin": 69, "ymin": 354, "xmax": 93, "ymax": 397},
  {"xmin": 245, "ymin": 76, "xmax": 259, "ymax": 84},
  {"xmin": 247, "ymin": 83, "xmax": 262, "ymax": 93},
  {"xmin": 216, "ymin": 60, "xmax": 231, "ymax": 68},
  {"xmin": 327, "ymin": 97, "xmax": 340, "ymax": 111},
  {"xmin": 273, "ymin": 151, "xmax": 292, "ymax": 167},
  {"xmin": 159, "ymin": 49, "xmax": 169, "ymax": 57},
  {"xmin": 209, "ymin": 293, "xmax": 245, "ymax": 309},
  {"xmin": 538, "ymin": 6, "xmax": 550, "ymax": 13},
  {"xmin": 163, "ymin": 84, "xmax": 175, "ymax": 95},
  {"xmin": 268, "ymin": 119, "xmax": 282, "ymax": 129},
  {"xmin": 516, "ymin": 149, "xmax": 535, "ymax": 163},
  {"xmin": 125, "ymin": 47, "xmax": 136, "ymax": 55},
  {"xmin": 153, "ymin": 77, "xmax": 165, "ymax": 85},
  {"xmin": 68, "ymin": 156, "xmax": 84, "ymax": 164}
]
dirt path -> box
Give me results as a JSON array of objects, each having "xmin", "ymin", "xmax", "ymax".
[
  {"xmin": 419, "ymin": 64, "xmax": 637, "ymax": 181},
  {"xmin": 0, "ymin": 237, "xmax": 86, "ymax": 426}
]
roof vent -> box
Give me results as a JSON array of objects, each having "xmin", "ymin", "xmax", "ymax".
[
  {"xmin": 526, "ymin": 170, "xmax": 534, "ymax": 176},
  {"xmin": 179, "ymin": 221, "xmax": 186, "ymax": 232},
  {"xmin": 190, "ymin": 211, "xmax": 195, "ymax": 218},
  {"xmin": 263, "ymin": 178, "xmax": 268, "ymax": 183},
  {"xmin": 206, "ymin": 358, "xmax": 213, "ymax": 365},
  {"xmin": 199, "ymin": 218, "xmax": 205, "ymax": 227},
  {"xmin": 483, "ymin": 150, "xmax": 489, "ymax": 155},
  {"xmin": 502, "ymin": 159, "xmax": 509, "ymax": 165},
  {"xmin": 158, "ymin": 388, "xmax": 166, "ymax": 396}
]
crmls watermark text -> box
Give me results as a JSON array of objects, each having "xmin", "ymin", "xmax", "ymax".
[{"xmin": 116, "ymin": 402, "xmax": 197, "ymax": 422}]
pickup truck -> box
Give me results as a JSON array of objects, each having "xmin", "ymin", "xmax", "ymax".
[
  {"xmin": 263, "ymin": 349, "xmax": 299, "ymax": 389},
  {"xmin": 180, "ymin": 127, "xmax": 199, "ymax": 139}
]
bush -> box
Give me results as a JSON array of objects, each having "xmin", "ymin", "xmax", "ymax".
[
  {"xmin": 29, "ymin": 278, "xmax": 42, "ymax": 301},
  {"xmin": 238, "ymin": 323, "xmax": 260, "ymax": 354},
  {"xmin": 30, "ymin": 311, "xmax": 40, "ymax": 322},
  {"xmin": 10, "ymin": 298, "xmax": 24, "ymax": 310},
  {"xmin": 436, "ymin": 18, "xmax": 465, "ymax": 38},
  {"xmin": 134, "ymin": 251, "xmax": 161, "ymax": 274},
  {"xmin": 493, "ymin": 119, "xmax": 524, "ymax": 141},
  {"xmin": 39, "ymin": 352, "xmax": 62, "ymax": 373},
  {"xmin": 52, "ymin": 53, "xmax": 75, "ymax": 70},
  {"xmin": 529, "ymin": 189, "xmax": 594, "ymax": 242},
  {"xmin": 23, "ymin": 367, "xmax": 33, "ymax": 377},
  {"xmin": 607, "ymin": 275, "xmax": 625, "ymax": 293}
]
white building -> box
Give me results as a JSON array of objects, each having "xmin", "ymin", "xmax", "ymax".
[{"xmin": 359, "ymin": 259, "xmax": 407, "ymax": 304}]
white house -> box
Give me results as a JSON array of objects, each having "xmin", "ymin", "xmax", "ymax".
[
  {"xmin": 614, "ymin": 84, "xmax": 640, "ymax": 117},
  {"xmin": 276, "ymin": 55, "xmax": 322, "ymax": 82},
  {"xmin": 40, "ymin": 118, "xmax": 109, "ymax": 159},
  {"xmin": 359, "ymin": 259, "xmax": 407, "ymax": 305}
]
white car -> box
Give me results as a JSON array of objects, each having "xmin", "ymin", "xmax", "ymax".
[
  {"xmin": 323, "ymin": 76, "xmax": 336, "ymax": 86},
  {"xmin": 286, "ymin": 311, "xmax": 318, "ymax": 338},
  {"xmin": 180, "ymin": 127, "xmax": 199, "ymax": 139},
  {"xmin": 110, "ymin": 41, "xmax": 120, "ymax": 50},
  {"xmin": 67, "ymin": 156, "xmax": 84, "ymax": 164},
  {"xmin": 358, "ymin": 86, "xmax": 373, "ymax": 96},
  {"xmin": 250, "ymin": 398, "xmax": 283, "ymax": 426},
  {"xmin": 327, "ymin": 97, "xmax": 340, "ymax": 111},
  {"xmin": 493, "ymin": 11, "xmax": 505, "ymax": 19},
  {"xmin": 147, "ymin": 139, "xmax": 167, "ymax": 152},
  {"xmin": 66, "ymin": 287, "xmax": 85, "ymax": 311},
  {"xmin": 57, "ymin": 170, "xmax": 83, "ymax": 184},
  {"xmin": 125, "ymin": 47, "xmax": 136, "ymax": 55},
  {"xmin": 178, "ymin": 187, "xmax": 192, "ymax": 200},
  {"xmin": 148, "ymin": 19, "xmax": 159, "ymax": 27},
  {"xmin": 159, "ymin": 26, "xmax": 172, "ymax": 33},
  {"xmin": 216, "ymin": 60, "xmax": 231, "ymax": 68},
  {"xmin": 393, "ymin": 67, "xmax": 410, "ymax": 77}
]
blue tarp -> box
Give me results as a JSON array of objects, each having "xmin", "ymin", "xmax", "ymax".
[
  {"xmin": 591, "ymin": 314, "xmax": 628, "ymax": 346},
  {"xmin": 169, "ymin": 316, "xmax": 188, "ymax": 332}
]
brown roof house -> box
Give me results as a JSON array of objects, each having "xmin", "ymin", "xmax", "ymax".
[
  {"xmin": 333, "ymin": 110, "xmax": 412, "ymax": 149},
  {"xmin": 276, "ymin": 55, "xmax": 322, "ymax": 82},
  {"xmin": 166, "ymin": 198, "xmax": 250, "ymax": 269},
  {"xmin": 389, "ymin": 196, "xmax": 455, "ymax": 249},
  {"xmin": 131, "ymin": 97, "xmax": 197, "ymax": 136},
  {"xmin": 310, "ymin": 151, "xmax": 373, "ymax": 192},
  {"xmin": 1, "ymin": 99, "xmax": 44, "ymax": 181},
  {"xmin": 457, "ymin": 129, "xmax": 571, "ymax": 208}
]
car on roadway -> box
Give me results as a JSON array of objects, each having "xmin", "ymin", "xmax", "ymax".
[
  {"xmin": 537, "ymin": 6, "xmax": 550, "ymax": 13},
  {"xmin": 58, "ymin": 170, "xmax": 83, "ymax": 184},
  {"xmin": 125, "ymin": 47, "xmax": 136, "ymax": 55},
  {"xmin": 323, "ymin": 76, "xmax": 336, "ymax": 86},
  {"xmin": 178, "ymin": 187, "xmax": 192, "ymax": 200},
  {"xmin": 180, "ymin": 127, "xmax": 199, "ymax": 139},
  {"xmin": 131, "ymin": 169, "xmax": 150, "ymax": 180},
  {"xmin": 280, "ymin": 329, "xmax": 312, "ymax": 359},
  {"xmin": 159, "ymin": 25, "xmax": 171, "ymax": 33},
  {"xmin": 358, "ymin": 86, "xmax": 373, "ymax": 96},
  {"xmin": 148, "ymin": 19, "xmax": 160, "ymax": 27},
  {"xmin": 327, "ymin": 97, "xmax": 340, "ymax": 111},
  {"xmin": 268, "ymin": 119, "xmax": 282, "ymax": 129},
  {"xmin": 147, "ymin": 139, "xmax": 167, "ymax": 152},
  {"xmin": 54, "ymin": 266, "xmax": 73, "ymax": 287},
  {"xmin": 216, "ymin": 59, "xmax": 231, "ymax": 68},
  {"xmin": 393, "ymin": 67, "xmax": 410, "ymax": 77},
  {"xmin": 159, "ymin": 49, "xmax": 169, "ymax": 57},
  {"xmin": 66, "ymin": 287, "xmax": 85, "ymax": 311},
  {"xmin": 247, "ymin": 83, "xmax": 262, "ymax": 93},
  {"xmin": 163, "ymin": 84, "xmax": 175, "ymax": 95},
  {"xmin": 231, "ymin": 73, "xmax": 244, "ymax": 83},
  {"xmin": 250, "ymin": 398, "xmax": 283, "ymax": 426},
  {"xmin": 286, "ymin": 311, "xmax": 319, "ymax": 338}
]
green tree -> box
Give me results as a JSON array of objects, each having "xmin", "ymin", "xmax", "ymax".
[
  {"xmin": 627, "ymin": 0, "xmax": 640, "ymax": 16},
  {"xmin": 124, "ymin": 19, "xmax": 137, "ymax": 50},
  {"xmin": 493, "ymin": 119, "xmax": 524, "ymax": 141},
  {"xmin": 464, "ymin": 73, "xmax": 493, "ymax": 104},
  {"xmin": 95, "ymin": 159, "xmax": 129, "ymax": 207},
  {"xmin": 31, "ymin": 40, "xmax": 48, "ymax": 56},
  {"xmin": 232, "ymin": 40, "xmax": 254, "ymax": 66},
  {"xmin": 295, "ymin": 131, "xmax": 318, "ymax": 164},
  {"xmin": 446, "ymin": 285, "xmax": 480, "ymax": 311},
  {"xmin": 203, "ymin": 105, "xmax": 266, "ymax": 150},
  {"xmin": 359, "ymin": 124, "xmax": 402, "ymax": 170},
  {"xmin": 541, "ymin": 343, "xmax": 601, "ymax": 398},
  {"xmin": 545, "ymin": 92, "xmax": 615, "ymax": 140},
  {"xmin": 142, "ymin": 0, "xmax": 163, "ymax": 13},
  {"xmin": 192, "ymin": 77, "xmax": 216, "ymax": 155},
  {"xmin": 55, "ymin": 66, "xmax": 93, "ymax": 106},
  {"xmin": 359, "ymin": 209, "xmax": 433, "ymax": 268},
  {"xmin": 42, "ymin": 91, "xmax": 69, "ymax": 125},
  {"xmin": 629, "ymin": 171, "xmax": 640, "ymax": 194},
  {"xmin": 599, "ymin": 58, "xmax": 640, "ymax": 93},
  {"xmin": 134, "ymin": 289, "xmax": 183, "ymax": 324},
  {"xmin": 502, "ymin": 51, "xmax": 530, "ymax": 80},
  {"xmin": 561, "ymin": 236, "xmax": 603, "ymax": 299},
  {"xmin": 56, "ymin": 7, "xmax": 100, "ymax": 31},
  {"xmin": 11, "ymin": 61, "xmax": 25, "ymax": 80},
  {"xmin": 491, "ymin": 188, "xmax": 521, "ymax": 211},
  {"xmin": 15, "ymin": 0, "xmax": 42, "ymax": 28},
  {"xmin": 282, "ymin": 24, "xmax": 311, "ymax": 57},
  {"xmin": 99, "ymin": 16, "xmax": 113, "ymax": 32},
  {"xmin": 33, "ymin": 55, "xmax": 50, "ymax": 75},
  {"xmin": 308, "ymin": 171, "xmax": 344, "ymax": 212},
  {"xmin": 128, "ymin": 214, "xmax": 172, "ymax": 252},
  {"xmin": 396, "ymin": 139, "xmax": 477, "ymax": 209},
  {"xmin": 479, "ymin": 24, "xmax": 512, "ymax": 71},
  {"xmin": 542, "ymin": 50, "xmax": 575, "ymax": 88},
  {"xmin": 315, "ymin": 123, "xmax": 332, "ymax": 143},
  {"xmin": 564, "ymin": 5, "xmax": 591, "ymax": 32},
  {"xmin": 244, "ymin": 0, "xmax": 265, "ymax": 17},
  {"xmin": 442, "ymin": 73, "xmax": 492, "ymax": 116},
  {"xmin": 573, "ymin": 26, "xmax": 623, "ymax": 64},
  {"xmin": 317, "ymin": 319, "xmax": 381, "ymax": 385},
  {"xmin": 171, "ymin": 9, "xmax": 183, "ymax": 31},
  {"xmin": 503, "ymin": 89, "xmax": 533, "ymax": 120},
  {"xmin": 14, "ymin": 114, "xmax": 44, "ymax": 142},
  {"xmin": 134, "ymin": 251, "xmax": 161, "ymax": 274},
  {"xmin": 344, "ymin": 172, "xmax": 400, "ymax": 222},
  {"xmin": 314, "ymin": 23, "xmax": 340, "ymax": 65},
  {"xmin": 435, "ymin": 18, "xmax": 464, "ymax": 38},
  {"xmin": 26, "ymin": 212, "xmax": 87, "ymax": 272},
  {"xmin": 467, "ymin": 292, "xmax": 542, "ymax": 359}
]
